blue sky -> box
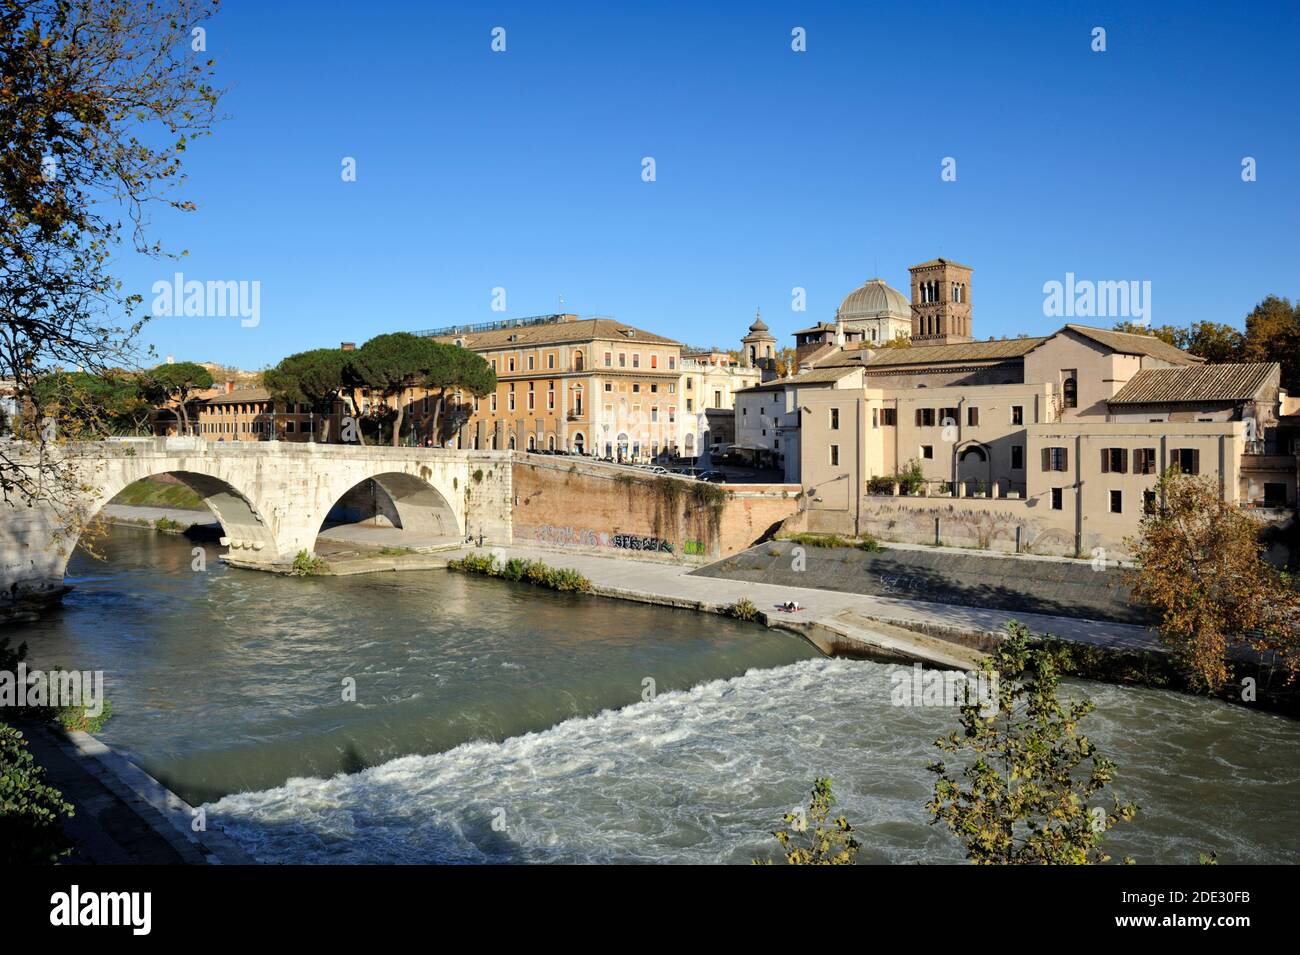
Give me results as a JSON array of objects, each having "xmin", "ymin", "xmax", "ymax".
[{"xmin": 122, "ymin": 0, "xmax": 1300, "ymax": 370}]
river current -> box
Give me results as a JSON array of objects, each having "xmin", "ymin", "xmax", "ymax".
[{"xmin": 14, "ymin": 526, "xmax": 1300, "ymax": 864}]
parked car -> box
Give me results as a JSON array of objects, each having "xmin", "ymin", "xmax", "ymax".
[{"xmin": 698, "ymin": 470, "xmax": 726, "ymax": 483}]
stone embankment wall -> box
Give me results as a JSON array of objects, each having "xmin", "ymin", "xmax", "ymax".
[{"xmin": 511, "ymin": 455, "xmax": 798, "ymax": 561}]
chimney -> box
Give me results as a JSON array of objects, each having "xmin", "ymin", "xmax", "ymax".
[{"xmin": 225, "ymin": 379, "xmax": 235, "ymax": 394}]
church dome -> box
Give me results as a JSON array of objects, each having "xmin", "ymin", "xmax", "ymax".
[{"xmin": 836, "ymin": 278, "xmax": 911, "ymax": 322}]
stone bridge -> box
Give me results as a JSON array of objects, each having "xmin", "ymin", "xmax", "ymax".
[{"xmin": 1, "ymin": 437, "xmax": 513, "ymax": 612}]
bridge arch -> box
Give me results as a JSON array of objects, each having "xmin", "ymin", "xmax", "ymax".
[
  {"xmin": 310, "ymin": 470, "xmax": 461, "ymax": 554},
  {"xmin": 99, "ymin": 465, "xmax": 277, "ymax": 543}
]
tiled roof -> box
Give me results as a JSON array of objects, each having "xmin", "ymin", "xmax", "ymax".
[
  {"xmin": 204, "ymin": 387, "xmax": 271, "ymax": 404},
  {"xmin": 1059, "ymin": 324, "xmax": 1202, "ymax": 365},
  {"xmin": 736, "ymin": 365, "xmax": 861, "ymax": 393},
  {"xmin": 434, "ymin": 318, "xmax": 680, "ymax": 350},
  {"xmin": 848, "ymin": 337, "xmax": 1047, "ymax": 367},
  {"xmin": 910, "ymin": 258, "xmax": 972, "ymax": 271},
  {"xmin": 1108, "ymin": 363, "xmax": 1278, "ymax": 405}
]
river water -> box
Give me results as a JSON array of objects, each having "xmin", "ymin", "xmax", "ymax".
[{"xmin": 14, "ymin": 526, "xmax": 1300, "ymax": 864}]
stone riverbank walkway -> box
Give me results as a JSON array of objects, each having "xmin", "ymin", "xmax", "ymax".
[{"xmin": 443, "ymin": 543, "xmax": 1163, "ymax": 661}]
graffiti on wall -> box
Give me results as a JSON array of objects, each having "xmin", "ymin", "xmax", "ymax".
[{"xmin": 530, "ymin": 524, "xmax": 686, "ymax": 554}]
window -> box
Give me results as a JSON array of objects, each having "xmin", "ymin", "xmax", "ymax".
[
  {"xmin": 1135, "ymin": 448, "xmax": 1157, "ymax": 475},
  {"xmin": 1062, "ymin": 374, "xmax": 1077, "ymax": 409},
  {"xmin": 1051, "ymin": 488, "xmax": 1063, "ymax": 510},
  {"xmin": 285, "ymin": 421, "xmax": 295, "ymax": 433},
  {"xmin": 632, "ymin": 354, "xmax": 640, "ymax": 369},
  {"xmin": 915, "ymin": 408, "xmax": 936, "ymax": 427},
  {"xmin": 604, "ymin": 352, "xmax": 612, "ymax": 367},
  {"xmin": 829, "ymin": 445, "xmax": 839, "ymax": 466},
  {"xmin": 940, "ymin": 407, "xmax": 959, "ymax": 428},
  {"xmin": 921, "ymin": 445, "xmax": 934, "ymax": 459},
  {"xmin": 490, "ymin": 394, "xmax": 498, "ymax": 412},
  {"xmin": 619, "ymin": 353, "xmax": 626, "ymax": 368},
  {"xmin": 872, "ymin": 408, "xmax": 879, "ymax": 429},
  {"xmin": 1100, "ymin": 448, "xmax": 1128, "ymax": 473},
  {"xmin": 650, "ymin": 384, "xmax": 658, "ymax": 393},
  {"xmin": 668, "ymin": 357, "xmax": 675, "ymax": 369},
  {"xmin": 1011, "ymin": 445, "xmax": 1024, "ymax": 470},
  {"xmin": 1042, "ymin": 447, "xmax": 1069, "ymax": 471},
  {"xmin": 713, "ymin": 390, "xmax": 722, "ymax": 408},
  {"xmin": 547, "ymin": 353, "xmax": 555, "ymax": 369},
  {"xmin": 967, "ymin": 406, "xmax": 979, "ymax": 427},
  {"xmin": 881, "ymin": 408, "xmax": 896, "ymax": 426},
  {"xmin": 650, "ymin": 355, "xmax": 658, "ymax": 369},
  {"xmin": 632, "ymin": 383, "xmax": 640, "ymax": 393},
  {"xmin": 527, "ymin": 355, "xmax": 535, "ymax": 370},
  {"xmin": 1012, "ymin": 406, "xmax": 1023, "ymax": 425},
  {"xmin": 1143, "ymin": 490, "xmax": 1157, "ymax": 513},
  {"xmin": 686, "ymin": 377, "xmax": 694, "ymax": 390},
  {"xmin": 604, "ymin": 382, "xmax": 612, "ymax": 392},
  {"xmin": 574, "ymin": 351, "xmax": 584, "ymax": 371},
  {"xmin": 1109, "ymin": 490, "xmax": 1123, "ymax": 513},
  {"xmin": 547, "ymin": 389, "xmax": 554, "ymax": 410},
  {"xmin": 508, "ymin": 357, "xmax": 516, "ymax": 372},
  {"xmin": 829, "ymin": 408, "xmax": 840, "ymax": 430},
  {"xmin": 527, "ymin": 392, "xmax": 535, "ymax": 411},
  {"xmin": 686, "ymin": 398, "xmax": 693, "ymax": 412},
  {"xmin": 1171, "ymin": 448, "xmax": 1200, "ymax": 474}
]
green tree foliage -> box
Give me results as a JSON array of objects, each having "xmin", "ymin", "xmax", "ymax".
[
  {"xmin": 142, "ymin": 361, "xmax": 213, "ymax": 435},
  {"xmin": 1242, "ymin": 295, "xmax": 1300, "ymax": 393},
  {"xmin": 346, "ymin": 333, "xmax": 442, "ymax": 446},
  {"xmin": 927, "ymin": 622, "xmax": 1138, "ymax": 864},
  {"xmin": 31, "ymin": 370, "xmax": 153, "ymax": 436},
  {"xmin": 758, "ymin": 777, "xmax": 860, "ymax": 865},
  {"xmin": 0, "ymin": 723, "xmax": 75, "ymax": 863},
  {"xmin": 1126, "ymin": 468, "xmax": 1300, "ymax": 690},
  {"xmin": 0, "ymin": 0, "xmax": 221, "ymax": 518},
  {"xmin": 263, "ymin": 348, "xmax": 349, "ymax": 442},
  {"xmin": 420, "ymin": 343, "xmax": 496, "ymax": 445}
]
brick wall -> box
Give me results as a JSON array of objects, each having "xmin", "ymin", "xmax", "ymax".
[{"xmin": 511, "ymin": 455, "xmax": 798, "ymax": 560}]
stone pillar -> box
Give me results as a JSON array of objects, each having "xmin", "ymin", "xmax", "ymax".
[{"xmin": 956, "ymin": 482, "xmax": 965, "ymax": 498}]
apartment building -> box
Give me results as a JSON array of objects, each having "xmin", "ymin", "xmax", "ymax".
[
  {"xmin": 425, "ymin": 314, "xmax": 683, "ymax": 460},
  {"xmin": 677, "ymin": 346, "xmax": 760, "ymax": 459},
  {"xmin": 195, "ymin": 387, "xmax": 342, "ymax": 442}
]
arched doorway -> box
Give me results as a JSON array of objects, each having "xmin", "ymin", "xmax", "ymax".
[
  {"xmin": 572, "ymin": 432, "xmax": 585, "ymax": 455},
  {"xmin": 956, "ymin": 443, "xmax": 991, "ymax": 493},
  {"xmin": 616, "ymin": 432, "xmax": 629, "ymax": 462}
]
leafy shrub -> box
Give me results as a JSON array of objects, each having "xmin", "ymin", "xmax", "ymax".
[
  {"xmin": 927, "ymin": 622, "xmax": 1137, "ymax": 864},
  {"xmin": 726, "ymin": 598, "xmax": 759, "ymax": 621},
  {"xmin": 780, "ymin": 532, "xmax": 881, "ymax": 552},
  {"xmin": 290, "ymin": 549, "xmax": 327, "ymax": 576},
  {"xmin": 448, "ymin": 553, "xmax": 593, "ymax": 594},
  {"xmin": 0, "ymin": 724, "xmax": 75, "ymax": 864},
  {"xmin": 152, "ymin": 516, "xmax": 183, "ymax": 533},
  {"xmin": 866, "ymin": 475, "xmax": 896, "ymax": 495},
  {"xmin": 756, "ymin": 777, "xmax": 859, "ymax": 865}
]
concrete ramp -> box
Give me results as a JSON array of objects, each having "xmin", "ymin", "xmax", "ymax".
[{"xmin": 693, "ymin": 540, "xmax": 1151, "ymax": 625}]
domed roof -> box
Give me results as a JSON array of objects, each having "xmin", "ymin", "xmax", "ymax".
[
  {"xmin": 836, "ymin": 278, "xmax": 910, "ymax": 322},
  {"xmin": 745, "ymin": 308, "xmax": 772, "ymax": 337}
]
